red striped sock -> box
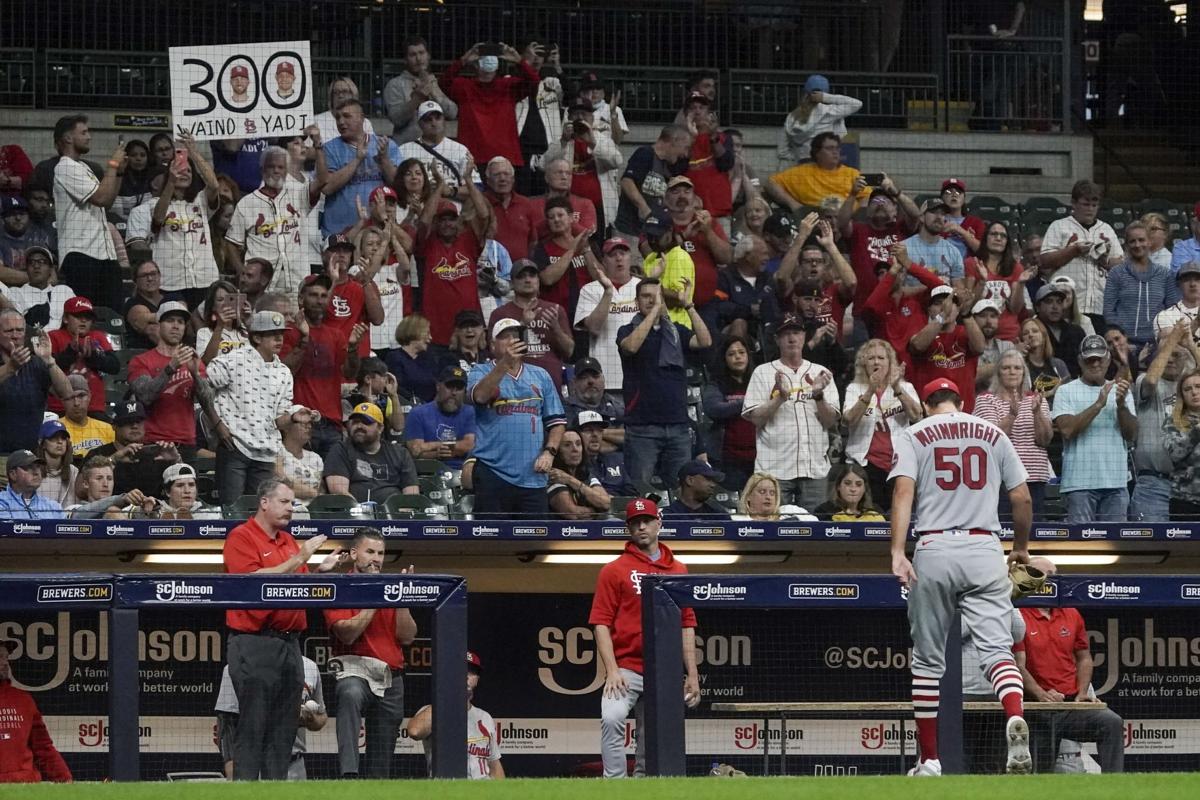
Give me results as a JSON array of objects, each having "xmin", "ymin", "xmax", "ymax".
[
  {"xmin": 987, "ymin": 660, "xmax": 1025, "ymax": 719},
  {"xmin": 912, "ymin": 673, "xmax": 940, "ymax": 761}
]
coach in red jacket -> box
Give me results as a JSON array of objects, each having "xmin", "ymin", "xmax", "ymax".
[
  {"xmin": 443, "ymin": 43, "xmax": 539, "ymax": 168},
  {"xmin": 0, "ymin": 642, "xmax": 72, "ymax": 783},
  {"xmin": 589, "ymin": 498, "xmax": 700, "ymax": 779}
]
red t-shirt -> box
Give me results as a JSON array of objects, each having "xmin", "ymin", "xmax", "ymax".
[
  {"xmin": 531, "ymin": 194, "xmax": 597, "ymax": 241},
  {"xmin": 126, "ymin": 349, "xmax": 207, "ymax": 446},
  {"xmin": 942, "ymin": 213, "xmax": 987, "ymax": 252},
  {"xmin": 673, "ymin": 217, "xmax": 728, "ymax": 309},
  {"xmin": 686, "ymin": 134, "xmax": 732, "ymax": 219},
  {"xmin": 46, "ymin": 329, "xmax": 112, "ymax": 413},
  {"xmin": 533, "ymin": 238, "xmax": 591, "ymax": 315},
  {"xmin": 416, "ymin": 227, "xmax": 482, "ymax": 346},
  {"xmin": 326, "ymin": 279, "xmax": 371, "ymax": 358},
  {"xmin": 488, "ymin": 300, "xmax": 572, "ymax": 390},
  {"xmin": 971, "ymin": 258, "xmax": 1027, "ymax": 342},
  {"xmin": 486, "ymin": 191, "xmax": 538, "ymax": 262},
  {"xmin": 847, "ymin": 219, "xmax": 914, "ymax": 312},
  {"xmin": 281, "ymin": 323, "xmax": 349, "ymax": 426},
  {"xmin": 1015, "ymin": 608, "xmax": 1088, "ymax": 697},
  {"xmin": 323, "ymin": 579, "xmax": 406, "ymax": 670},
  {"xmin": 587, "ymin": 541, "xmax": 697, "ymax": 674},
  {"xmin": 720, "ymin": 389, "xmax": 756, "ymax": 462},
  {"xmin": 911, "ymin": 326, "xmax": 979, "ymax": 413},
  {"xmin": 222, "ymin": 517, "xmax": 308, "ymax": 633},
  {"xmin": 569, "ymin": 139, "xmax": 605, "ymax": 220}
]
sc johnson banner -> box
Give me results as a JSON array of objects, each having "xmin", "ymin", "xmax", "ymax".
[{"xmin": 169, "ymin": 40, "xmax": 314, "ymax": 140}]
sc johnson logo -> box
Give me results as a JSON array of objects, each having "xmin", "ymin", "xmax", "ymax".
[
  {"xmin": 380, "ymin": 524, "xmax": 410, "ymax": 537},
  {"xmin": 383, "ymin": 582, "xmax": 441, "ymax": 604},
  {"xmin": 1035, "ymin": 528, "xmax": 1069, "ymax": 539},
  {"xmin": 291, "ymin": 524, "xmax": 319, "ymax": 536},
  {"xmin": 776, "ymin": 526, "xmax": 812, "ymax": 537},
  {"xmin": 998, "ymin": 526, "xmax": 1014, "ymax": 539},
  {"xmin": 1120, "ymin": 527, "xmax": 1153, "ymax": 539},
  {"xmin": 789, "ymin": 583, "xmax": 859, "ymax": 599},
  {"xmin": 824, "ymin": 526, "xmax": 851, "ymax": 539},
  {"xmin": 148, "ymin": 524, "xmax": 185, "ymax": 536},
  {"xmin": 422, "ymin": 525, "xmax": 458, "ymax": 536},
  {"xmin": 736, "ymin": 526, "xmax": 764, "ymax": 538},
  {"xmin": 1181, "ymin": 585, "xmax": 1200, "ymax": 599},
  {"xmin": 561, "ymin": 526, "xmax": 589, "ymax": 538},
  {"xmin": 37, "ymin": 583, "xmax": 112, "ymax": 603},
  {"xmin": 54, "ymin": 523, "xmax": 92, "ymax": 535},
  {"xmin": 1081, "ymin": 527, "xmax": 1108, "ymax": 540},
  {"xmin": 1167, "ymin": 527, "xmax": 1193, "ymax": 539},
  {"xmin": 513, "ymin": 526, "xmax": 549, "ymax": 537},
  {"xmin": 692, "ymin": 582, "xmax": 747, "ymax": 601},
  {"xmin": 1087, "ymin": 582, "xmax": 1142, "ymax": 600},
  {"xmin": 155, "ymin": 580, "xmax": 215, "ymax": 602},
  {"xmin": 261, "ymin": 584, "xmax": 336, "ymax": 600},
  {"xmin": 470, "ymin": 525, "xmax": 500, "ymax": 537},
  {"xmin": 690, "ymin": 526, "xmax": 725, "ymax": 537},
  {"xmin": 12, "ymin": 523, "xmax": 40, "ymax": 534},
  {"xmin": 198, "ymin": 524, "xmax": 226, "ymax": 537},
  {"xmin": 105, "ymin": 523, "xmax": 134, "ymax": 536},
  {"xmin": 1125, "ymin": 722, "xmax": 1179, "ymax": 749}
]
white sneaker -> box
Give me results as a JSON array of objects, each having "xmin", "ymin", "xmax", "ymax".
[
  {"xmin": 907, "ymin": 758, "xmax": 942, "ymax": 777},
  {"xmin": 1005, "ymin": 717, "xmax": 1033, "ymax": 774}
]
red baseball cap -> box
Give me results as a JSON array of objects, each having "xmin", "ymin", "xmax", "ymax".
[
  {"xmin": 276, "ymin": 61, "xmax": 295, "ymax": 76},
  {"xmin": 922, "ymin": 378, "xmax": 961, "ymax": 402},
  {"xmin": 625, "ymin": 498, "xmax": 659, "ymax": 522},
  {"xmin": 941, "ymin": 178, "xmax": 966, "ymax": 193},
  {"xmin": 63, "ymin": 296, "xmax": 95, "ymax": 317},
  {"xmin": 435, "ymin": 200, "xmax": 460, "ymax": 218},
  {"xmin": 602, "ymin": 237, "xmax": 630, "ymax": 255},
  {"xmin": 466, "ymin": 651, "xmax": 482, "ymax": 672},
  {"xmin": 370, "ymin": 185, "xmax": 398, "ymax": 205},
  {"xmin": 231, "ymin": 65, "xmax": 249, "ymax": 80}
]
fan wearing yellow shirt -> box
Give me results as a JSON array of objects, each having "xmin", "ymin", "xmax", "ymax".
[
  {"xmin": 640, "ymin": 207, "xmax": 695, "ymax": 329},
  {"xmin": 765, "ymin": 132, "xmax": 871, "ymax": 211},
  {"xmin": 58, "ymin": 374, "xmax": 115, "ymax": 458}
]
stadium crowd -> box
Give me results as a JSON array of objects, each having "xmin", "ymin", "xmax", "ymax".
[{"xmin": 2, "ymin": 36, "xmax": 1199, "ymax": 525}]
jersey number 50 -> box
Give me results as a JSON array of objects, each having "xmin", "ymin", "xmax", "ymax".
[{"xmin": 933, "ymin": 446, "xmax": 988, "ymax": 490}]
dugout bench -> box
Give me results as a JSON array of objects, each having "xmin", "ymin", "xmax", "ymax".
[{"xmin": 710, "ymin": 700, "xmax": 1107, "ymax": 775}]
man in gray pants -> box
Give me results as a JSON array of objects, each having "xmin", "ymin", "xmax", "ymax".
[{"xmin": 323, "ymin": 527, "xmax": 417, "ymax": 778}]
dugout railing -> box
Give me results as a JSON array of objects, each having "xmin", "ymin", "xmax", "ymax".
[
  {"xmin": 0, "ymin": 572, "xmax": 468, "ymax": 781},
  {"xmin": 641, "ymin": 573, "xmax": 1200, "ymax": 776}
]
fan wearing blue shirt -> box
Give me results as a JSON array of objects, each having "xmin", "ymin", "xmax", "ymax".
[
  {"xmin": 467, "ymin": 319, "xmax": 567, "ymax": 516},
  {"xmin": 0, "ymin": 449, "xmax": 63, "ymax": 519},
  {"xmin": 318, "ymin": 98, "xmax": 402, "ymax": 238},
  {"xmin": 403, "ymin": 365, "xmax": 477, "ymax": 469},
  {"xmin": 901, "ymin": 198, "xmax": 965, "ymax": 288}
]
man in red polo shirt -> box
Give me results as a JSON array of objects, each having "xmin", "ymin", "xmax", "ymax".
[
  {"xmin": 127, "ymin": 301, "xmax": 216, "ymax": 456},
  {"xmin": 590, "ymin": 498, "xmax": 701, "ymax": 778},
  {"xmin": 323, "ymin": 527, "xmax": 417, "ymax": 778},
  {"xmin": 321, "ymin": 232, "xmax": 383, "ymax": 359},
  {"xmin": 281, "ymin": 274, "xmax": 364, "ymax": 457},
  {"xmin": 483, "ymin": 157, "xmax": 537, "ymax": 262},
  {"xmin": 222, "ymin": 477, "xmax": 342, "ymax": 781},
  {"xmin": 1015, "ymin": 606, "xmax": 1125, "ymax": 773}
]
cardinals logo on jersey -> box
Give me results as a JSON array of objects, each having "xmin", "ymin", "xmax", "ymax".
[
  {"xmin": 330, "ymin": 294, "xmax": 352, "ymax": 318},
  {"xmin": 431, "ymin": 251, "xmax": 474, "ymax": 281},
  {"xmin": 928, "ymin": 338, "xmax": 967, "ymax": 370}
]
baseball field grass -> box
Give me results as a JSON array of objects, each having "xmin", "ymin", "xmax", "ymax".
[{"xmin": 5, "ymin": 774, "xmax": 1200, "ymax": 799}]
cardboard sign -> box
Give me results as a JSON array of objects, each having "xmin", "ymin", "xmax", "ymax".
[{"xmin": 168, "ymin": 40, "xmax": 313, "ymax": 141}]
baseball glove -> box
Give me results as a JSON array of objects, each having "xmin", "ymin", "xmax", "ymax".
[{"xmin": 1009, "ymin": 562, "xmax": 1047, "ymax": 599}]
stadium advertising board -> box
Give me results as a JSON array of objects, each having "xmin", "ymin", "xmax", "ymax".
[{"xmin": 169, "ymin": 41, "xmax": 313, "ymax": 140}]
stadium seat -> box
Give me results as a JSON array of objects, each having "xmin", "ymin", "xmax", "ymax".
[
  {"xmin": 112, "ymin": 348, "xmax": 146, "ymax": 380},
  {"xmin": 1135, "ymin": 198, "xmax": 1174, "ymax": 217},
  {"xmin": 93, "ymin": 306, "xmax": 125, "ymax": 350},
  {"xmin": 968, "ymin": 194, "xmax": 1017, "ymax": 219},
  {"xmin": 453, "ymin": 493, "xmax": 475, "ymax": 519},
  {"xmin": 1021, "ymin": 197, "xmax": 1068, "ymax": 218},
  {"xmin": 383, "ymin": 493, "xmax": 442, "ymax": 520},
  {"xmin": 609, "ymin": 495, "xmax": 637, "ymax": 519},
  {"xmin": 419, "ymin": 475, "xmax": 455, "ymax": 506},
  {"xmin": 307, "ymin": 493, "xmax": 360, "ymax": 519},
  {"xmin": 222, "ymin": 494, "xmax": 259, "ymax": 519},
  {"xmin": 414, "ymin": 459, "xmax": 453, "ymax": 483}
]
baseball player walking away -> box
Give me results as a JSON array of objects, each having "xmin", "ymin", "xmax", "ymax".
[
  {"xmin": 590, "ymin": 498, "xmax": 701, "ymax": 778},
  {"xmin": 889, "ymin": 378, "xmax": 1034, "ymax": 776}
]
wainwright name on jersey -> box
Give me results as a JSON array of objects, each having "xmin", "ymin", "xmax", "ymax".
[{"xmin": 889, "ymin": 411, "xmax": 1028, "ymax": 532}]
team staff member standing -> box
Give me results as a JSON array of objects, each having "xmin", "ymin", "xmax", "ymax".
[
  {"xmin": 0, "ymin": 641, "xmax": 72, "ymax": 782},
  {"xmin": 590, "ymin": 499, "xmax": 701, "ymax": 779},
  {"xmin": 222, "ymin": 477, "xmax": 343, "ymax": 781},
  {"xmin": 323, "ymin": 528, "xmax": 417, "ymax": 778},
  {"xmin": 889, "ymin": 378, "xmax": 1034, "ymax": 777},
  {"xmin": 468, "ymin": 318, "xmax": 566, "ymax": 516}
]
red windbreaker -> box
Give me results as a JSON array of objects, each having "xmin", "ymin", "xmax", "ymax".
[{"xmin": 0, "ymin": 680, "xmax": 72, "ymax": 783}]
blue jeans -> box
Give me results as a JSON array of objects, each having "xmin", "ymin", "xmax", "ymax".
[
  {"xmin": 624, "ymin": 423, "xmax": 693, "ymax": 495},
  {"xmin": 1064, "ymin": 488, "xmax": 1129, "ymax": 523},
  {"xmin": 1130, "ymin": 474, "xmax": 1171, "ymax": 522},
  {"xmin": 216, "ymin": 442, "xmax": 277, "ymax": 507}
]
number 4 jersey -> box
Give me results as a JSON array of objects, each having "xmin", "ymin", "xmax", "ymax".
[{"xmin": 889, "ymin": 411, "xmax": 1028, "ymax": 533}]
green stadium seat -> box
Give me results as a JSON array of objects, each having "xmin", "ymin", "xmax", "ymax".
[
  {"xmin": 383, "ymin": 493, "xmax": 443, "ymax": 520},
  {"xmin": 307, "ymin": 493, "xmax": 360, "ymax": 519},
  {"xmin": 222, "ymin": 494, "xmax": 258, "ymax": 519},
  {"xmin": 1135, "ymin": 198, "xmax": 1174, "ymax": 217},
  {"xmin": 1021, "ymin": 197, "xmax": 1068, "ymax": 218}
]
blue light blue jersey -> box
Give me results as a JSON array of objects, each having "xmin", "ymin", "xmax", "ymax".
[{"xmin": 468, "ymin": 361, "xmax": 566, "ymax": 488}]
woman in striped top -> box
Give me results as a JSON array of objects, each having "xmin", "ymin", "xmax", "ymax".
[{"xmin": 973, "ymin": 349, "xmax": 1054, "ymax": 520}]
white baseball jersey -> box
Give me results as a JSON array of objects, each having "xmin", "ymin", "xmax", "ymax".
[
  {"xmin": 419, "ymin": 704, "xmax": 502, "ymax": 779},
  {"xmin": 889, "ymin": 411, "xmax": 1028, "ymax": 532},
  {"xmin": 214, "ymin": 657, "xmax": 324, "ymax": 755}
]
